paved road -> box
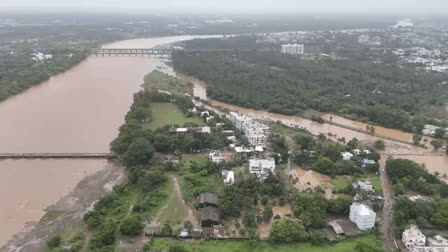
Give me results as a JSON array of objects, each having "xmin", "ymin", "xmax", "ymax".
[{"xmin": 379, "ymin": 154, "xmax": 396, "ymax": 251}]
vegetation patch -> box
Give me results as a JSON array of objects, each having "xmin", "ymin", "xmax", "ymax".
[
  {"xmin": 144, "ymin": 102, "xmax": 204, "ymax": 130},
  {"xmin": 149, "ymin": 234, "xmax": 384, "ymax": 252},
  {"xmin": 142, "ymin": 70, "xmax": 191, "ymax": 96}
]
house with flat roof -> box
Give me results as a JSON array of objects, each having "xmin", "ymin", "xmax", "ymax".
[
  {"xmin": 402, "ymin": 225, "xmax": 426, "ymax": 250},
  {"xmin": 222, "ymin": 170, "xmax": 235, "ymax": 185},
  {"xmin": 249, "ymin": 158, "xmax": 275, "ymax": 181},
  {"xmin": 349, "ymin": 203, "xmax": 376, "ymax": 231},
  {"xmin": 209, "ymin": 150, "xmax": 224, "ymax": 164}
]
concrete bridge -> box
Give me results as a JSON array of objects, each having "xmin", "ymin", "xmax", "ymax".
[
  {"xmin": 0, "ymin": 153, "xmax": 114, "ymax": 159},
  {"xmin": 91, "ymin": 48, "xmax": 172, "ymax": 57}
]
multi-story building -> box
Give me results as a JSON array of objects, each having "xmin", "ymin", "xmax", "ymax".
[
  {"xmin": 402, "ymin": 225, "xmax": 426, "ymax": 250},
  {"xmin": 349, "ymin": 203, "xmax": 376, "ymax": 231},
  {"xmin": 281, "ymin": 44, "xmax": 304, "ymax": 55},
  {"xmin": 249, "ymin": 158, "xmax": 275, "ymax": 181},
  {"xmin": 229, "ymin": 112, "xmax": 269, "ymax": 147}
]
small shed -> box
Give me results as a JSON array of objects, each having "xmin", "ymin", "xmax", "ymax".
[
  {"xmin": 191, "ymin": 229, "xmax": 203, "ymax": 239},
  {"xmin": 203, "ymin": 225, "xmax": 224, "ymax": 239},
  {"xmin": 144, "ymin": 224, "xmax": 160, "ymax": 236},
  {"xmin": 201, "ymin": 206, "xmax": 221, "ymax": 227},
  {"xmin": 198, "ymin": 192, "xmax": 219, "ymax": 208},
  {"xmin": 329, "ymin": 221, "xmax": 344, "ymax": 235}
]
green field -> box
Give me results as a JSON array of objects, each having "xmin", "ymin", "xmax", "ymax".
[
  {"xmin": 150, "ymin": 234, "xmax": 383, "ymax": 252},
  {"xmin": 331, "ymin": 177, "xmax": 351, "ymax": 191},
  {"xmin": 331, "ymin": 175, "xmax": 382, "ymax": 193},
  {"xmin": 145, "ymin": 103, "xmax": 204, "ymax": 130},
  {"xmin": 142, "ymin": 70, "xmax": 191, "ymax": 96},
  {"xmin": 269, "ymin": 122, "xmax": 311, "ymax": 149},
  {"xmin": 156, "ymin": 175, "xmax": 188, "ymax": 225}
]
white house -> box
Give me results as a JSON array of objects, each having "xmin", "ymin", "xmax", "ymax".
[
  {"xmin": 229, "ymin": 112, "xmax": 252, "ymax": 130},
  {"xmin": 352, "ymin": 180, "xmax": 374, "ymax": 192},
  {"xmin": 349, "ymin": 203, "xmax": 376, "ymax": 231},
  {"xmin": 422, "ymin": 124, "xmax": 440, "ymax": 136},
  {"xmin": 342, "ymin": 152, "xmax": 354, "ymax": 161},
  {"xmin": 249, "ymin": 158, "xmax": 276, "ymax": 181},
  {"xmin": 353, "ymin": 149, "xmax": 362, "ymax": 155},
  {"xmin": 428, "ymin": 235, "xmax": 448, "ymax": 247},
  {"xmin": 209, "ymin": 150, "xmax": 224, "ymax": 163},
  {"xmin": 402, "ymin": 225, "xmax": 426, "ymax": 249},
  {"xmin": 222, "ymin": 170, "xmax": 235, "ymax": 185}
]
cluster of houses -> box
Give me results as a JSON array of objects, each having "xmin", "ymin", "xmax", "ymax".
[
  {"xmin": 402, "ymin": 225, "xmax": 448, "ymax": 251},
  {"xmin": 422, "ymin": 124, "xmax": 448, "ymax": 137},
  {"xmin": 341, "ymin": 149, "xmax": 376, "ymax": 168}
]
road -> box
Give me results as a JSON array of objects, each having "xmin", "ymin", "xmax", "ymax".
[{"xmin": 379, "ymin": 153, "xmax": 396, "ymax": 251}]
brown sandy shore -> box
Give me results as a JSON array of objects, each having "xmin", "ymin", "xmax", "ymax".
[{"xmin": 1, "ymin": 162, "xmax": 126, "ymax": 252}]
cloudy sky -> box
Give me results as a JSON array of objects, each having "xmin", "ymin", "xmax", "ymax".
[{"xmin": 1, "ymin": 0, "xmax": 448, "ymax": 15}]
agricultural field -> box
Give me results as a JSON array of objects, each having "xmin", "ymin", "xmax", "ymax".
[
  {"xmin": 150, "ymin": 234, "xmax": 383, "ymax": 252},
  {"xmin": 145, "ymin": 102, "xmax": 204, "ymax": 130}
]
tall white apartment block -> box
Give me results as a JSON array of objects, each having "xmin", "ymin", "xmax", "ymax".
[{"xmin": 349, "ymin": 203, "xmax": 376, "ymax": 230}]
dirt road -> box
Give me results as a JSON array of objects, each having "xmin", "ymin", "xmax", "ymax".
[{"xmin": 379, "ymin": 154, "xmax": 396, "ymax": 251}]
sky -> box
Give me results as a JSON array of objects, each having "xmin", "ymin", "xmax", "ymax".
[{"xmin": 1, "ymin": 0, "xmax": 448, "ymax": 15}]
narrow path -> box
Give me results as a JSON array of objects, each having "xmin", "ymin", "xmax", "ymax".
[
  {"xmin": 379, "ymin": 153, "xmax": 395, "ymax": 251},
  {"xmin": 172, "ymin": 175, "xmax": 200, "ymax": 229}
]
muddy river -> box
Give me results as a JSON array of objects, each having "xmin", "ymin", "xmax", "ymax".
[
  {"xmin": 1, "ymin": 33, "xmax": 447, "ymax": 245},
  {"xmin": 0, "ymin": 35, "xmax": 217, "ymax": 245},
  {"xmin": 175, "ymin": 73, "xmax": 448, "ymax": 180}
]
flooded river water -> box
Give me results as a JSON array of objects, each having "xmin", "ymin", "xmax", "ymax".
[
  {"xmin": 0, "ymin": 35, "xmax": 216, "ymax": 245},
  {"xmin": 1, "ymin": 34, "xmax": 447, "ymax": 245}
]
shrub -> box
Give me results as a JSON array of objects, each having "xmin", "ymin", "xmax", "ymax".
[
  {"xmin": 119, "ymin": 215, "xmax": 143, "ymax": 236},
  {"xmin": 47, "ymin": 235, "xmax": 62, "ymax": 248}
]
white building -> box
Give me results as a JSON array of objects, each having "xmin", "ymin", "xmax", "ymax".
[
  {"xmin": 428, "ymin": 235, "xmax": 448, "ymax": 248},
  {"xmin": 209, "ymin": 150, "xmax": 224, "ymax": 164},
  {"xmin": 358, "ymin": 34, "xmax": 371, "ymax": 44},
  {"xmin": 349, "ymin": 203, "xmax": 376, "ymax": 231},
  {"xmin": 281, "ymin": 44, "xmax": 304, "ymax": 55},
  {"xmin": 229, "ymin": 112, "xmax": 269, "ymax": 147},
  {"xmin": 422, "ymin": 124, "xmax": 440, "ymax": 136},
  {"xmin": 342, "ymin": 152, "xmax": 354, "ymax": 161},
  {"xmin": 222, "ymin": 170, "xmax": 235, "ymax": 185},
  {"xmin": 229, "ymin": 112, "xmax": 252, "ymax": 130},
  {"xmin": 402, "ymin": 225, "xmax": 426, "ymax": 250},
  {"xmin": 249, "ymin": 158, "xmax": 275, "ymax": 181},
  {"xmin": 353, "ymin": 180, "xmax": 374, "ymax": 192}
]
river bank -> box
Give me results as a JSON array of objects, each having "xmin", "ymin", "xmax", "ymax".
[{"xmin": 1, "ymin": 161, "xmax": 125, "ymax": 252}]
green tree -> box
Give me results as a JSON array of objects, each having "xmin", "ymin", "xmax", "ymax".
[
  {"xmin": 354, "ymin": 241, "xmax": 386, "ymax": 252},
  {"xmin": 310, "ymin": 230, "xmax": 325, "ymax": 245},
  {"xmin": 431, "ymin": 140, "xmax": 443, "ymax": 150},
  {"xmin": 160, "ymin": 222, "xmax": 173, "ymax": 237},
  {"xmin": 47, "ymin": 235, "xmax": 61, "ymax": 248},
  {"xmin": 374, "ymin": 140, "xmax": 385, "ymax": 150},
  {"xmin": 119, "ymin": 215, "xmax": 143, "ymax": 236},
  {"xmin": 269, "ymin": 217, "xmax": 308, "ymax": 242},
  {"xmin": 263, "ymin": 204, "xmax": 274, "ymax": 222},
  {"xmin": 184, "ymin": 220, "xmax": 193, "ymax": 231},
  {"xmin": 122, "ymin": 137, "xmax": 155, "ymax": 167},
  {"xmin": 312, "ymin": 157, "xmax": 337, "ymax": 176}
]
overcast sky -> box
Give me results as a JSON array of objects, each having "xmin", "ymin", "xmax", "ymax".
[{"xmin": 2, "ymin": 0, "xmax": 448, "ymax": 15}]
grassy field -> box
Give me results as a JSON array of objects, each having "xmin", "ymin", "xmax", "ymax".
[
  {"xmin": 142, "ymin": 70, "xmax": 191, "ymax": 96},
  {"xmin": 269, "ymin": 122, "xmax": 311, "ymax": 149},
  {"xmin": 150, "ymin": 234, "xmax": 383, "ymax": 252},
  {"xmin": 331, "ymin": 175, "xmax": 382, "ymax": 193},
  {"xmin": 156, "ymin": 175, "xmax": 188, "ymax": 225},
  {"xmin": 145, "ymin": 103, "xmax": 204, "ymax": 130}
]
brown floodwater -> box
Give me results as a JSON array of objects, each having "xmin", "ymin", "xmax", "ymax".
[
  {"xmin": 0, "ymin": 159, "xmax": 106, "ymax": 245},
  {"xmin": 0, "ymin": 35, "xmax": 217, "ymax": 245},
  {"xmin": 176, "ymin": 73, "xmax": 448, "ymax": 177}
]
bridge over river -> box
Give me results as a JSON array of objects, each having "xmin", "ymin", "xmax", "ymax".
[{"xmin": 0, "ymin": 153, "xmax": 114, "ymax": 159}]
